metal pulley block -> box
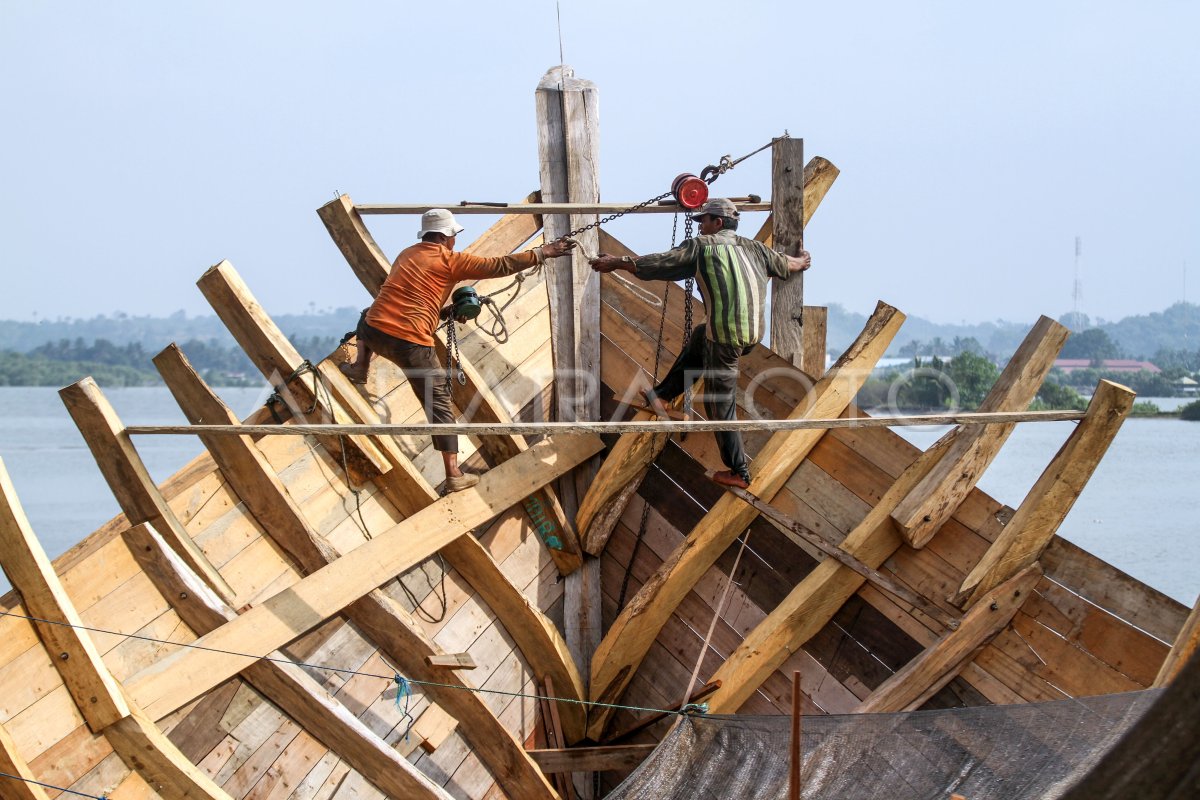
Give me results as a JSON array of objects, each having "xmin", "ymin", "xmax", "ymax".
[{"xmin": 671, "ymin": 173, "xmax": 709, "ymax": 210}]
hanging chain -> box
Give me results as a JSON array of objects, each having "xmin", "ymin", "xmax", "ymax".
[
  {"xmin": 549, "ymin": 189, "xmax": 674, "ymax": 247},
  {"xmin": 443, "ymin": 320, "xmax": 466, "ymax": 389}
]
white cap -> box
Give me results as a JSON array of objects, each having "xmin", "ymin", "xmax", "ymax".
[{"xmin": 418, "ymin": 208, "xmax": 465, "ymax": 239}]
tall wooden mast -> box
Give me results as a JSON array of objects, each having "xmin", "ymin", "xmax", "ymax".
[{"xmin": 536, "ymin": 66, "xmax": 604, "ymax": 690}]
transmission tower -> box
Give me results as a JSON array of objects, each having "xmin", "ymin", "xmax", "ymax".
[{"xmin": 1071, "ymin": 236, "xmax": 1084, "ymax": 330}]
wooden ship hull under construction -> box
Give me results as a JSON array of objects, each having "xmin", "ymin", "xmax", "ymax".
[{"xmin": 1, "ymin": 69, "xmax": 1197, "ymax": 800}]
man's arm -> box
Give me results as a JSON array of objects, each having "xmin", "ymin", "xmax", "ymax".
[{"xmin": 590, "ymin": 239, "xmax": 699, "ymax": 282}]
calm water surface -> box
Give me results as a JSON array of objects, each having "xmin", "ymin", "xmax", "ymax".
[{"xmin": 0, "ymin": 387, "xmax": 1196, "ymax": 605}]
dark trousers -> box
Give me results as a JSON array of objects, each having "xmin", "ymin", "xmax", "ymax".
[
  {"xmin": 649, "ymin": 323, "xmax": 752, "ymax": 478},
  {"xmin": 358, "ymin": 321, "xmax": 458, "ymax": 453}
]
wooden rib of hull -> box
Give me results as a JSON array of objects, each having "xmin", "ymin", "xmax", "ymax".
[
  {"xmin": 0, "ymin": 457, "xmax": 231, "ymax": 799},
  {"xmin": 702, "ymin": 316, "xmax": 1070, "ymax": 714},
  {"xmin": 955, "ymin": 379, "xmax": 1134, "ymax": 607},
  {"xmin": 191, "ymin": 264, "xmax": 588, "ymax": 742},
  {"xmin": 121, "ymin": 521, "xmax": 452, "ymax": 799},
  {"xmin": 587, "ymin": 301, "xmax": 905, "ymax": 738}
]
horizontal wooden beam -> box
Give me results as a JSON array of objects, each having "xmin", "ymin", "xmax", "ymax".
[
  {"xmin": 125, "ymin": 409, "xmax": 1086, "ymax": 438},
  {"xmin": 527, "ymin": 744, "xmax": 655, "ymax": 773},
  {"xmin": 355, "ymin": 201, "xmax": 772, "ymax": 215}
]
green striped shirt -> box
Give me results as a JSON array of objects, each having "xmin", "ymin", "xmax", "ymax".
[{"xmin": 633, "ymin": 230, "xmax": 792, "ymax": 348}]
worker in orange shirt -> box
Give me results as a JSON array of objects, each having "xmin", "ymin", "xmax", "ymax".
[{"xmin": 342, "ymin": 208, "xmax": 576, "ymax": 492}]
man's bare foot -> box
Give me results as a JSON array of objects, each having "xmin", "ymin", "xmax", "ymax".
[
  {"xmin": 339, "ymin": 362, "xmax": 368, "ymax": 385},
  {"xmin": 710, "ymin": 470, "xmax": 751, "ymax": 490}
]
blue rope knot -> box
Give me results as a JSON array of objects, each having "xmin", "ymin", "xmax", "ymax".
[
  {"xmin": 679, "ymin": 702, "xmax": 709, "ymax": 716},
  {"xmin": 393, "ymin": 674, "xmax": 416, "ymax": 742}
]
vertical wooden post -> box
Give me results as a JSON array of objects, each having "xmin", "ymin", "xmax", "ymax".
[
  {"xmin": 536, "ymin": 65, "xmax": 603, "ymax": 702},
  {"xmin": 790, "ymin": 670, "xmax": 802, "ymax": 800},
  {"xmin": 800, "ymin": 305, "xmax": 827, "ymax": 377},
  {"xmin": 770, "ymin": 137, "xmax": 806, "ymax": 366},
  {"xmin": 1155, "ymin": 593, "xmax": 1200, "ymax": 687}
]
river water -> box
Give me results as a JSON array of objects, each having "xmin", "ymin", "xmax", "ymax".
[{"xmin": 0, "ymin": 387, "xmax": 1196, "ymax": 605}]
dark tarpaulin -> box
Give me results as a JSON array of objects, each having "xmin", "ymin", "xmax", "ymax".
[{"xmin": 606, "ymin": 690, "xmax": 1161, "ymax": 800}]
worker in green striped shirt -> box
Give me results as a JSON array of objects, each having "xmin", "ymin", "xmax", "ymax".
[{"xmin": 590, "ymin": 198, "xmax": 811, "ymax": 489}]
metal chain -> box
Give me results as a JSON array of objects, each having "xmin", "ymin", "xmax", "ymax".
[
  {"xmin": 444, "ymin": 320, "xmax": 466, "ymax": 389},
  {"xmin": 549, "ymin": 190, "xmax": 674, "ymax": 246}
]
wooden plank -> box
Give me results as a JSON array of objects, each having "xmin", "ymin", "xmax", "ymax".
[
  {"xmin": 769, "ymin": 136, "xmax": 806, "ymax": 365},
  {"xmin": 1155, "ymin": 593, "xmax": 1200, "ymax": 687},
  {"xmin": 122, "ymin": 522, "xmax": 453, "ymax": 800},
  {"xmin": 412, "ymin": 704, "xmax": 458, "ymax": 754},
  {"xmin": 57, "ymin": 379, "xmax": 234, "ymax": 604},
  {"xmin": 527, "ymin": 744, "xmax": 655, "ymax": 774},
  {"xmin": 355, "ymin": 202, "xmax": 772, "ymax": 215},
  {"xmin": 956, "ymin": 380, "xmax": 1134, "ymax": 607},
  {"xmin": 426, "ymin": 653, "xmax": 477, "ymax": 670},
  {"xmin": 800, "ymin": 306, "xmax": 828, "ymax": 379},
  {"xmin": 124, "ymin": 431, "xmax": 600, "ymax": 719},
  {"xmin": 0, "ymin": 458, "xmax": 232, "ymax": 799},
  {"xmin": 891, "ymin": 316, "xmax": 1070, "ymax": 547},
  {"xmin": 586, "ymin": 302, "xmax": 905, "ymax": 738},
  {"xmin": 856, "ymin": 565, "xmax": 1042, "ymax": 713},
  {"xmin": 0, "ymin": 718, "xmax": 50, "ymax": 800}
]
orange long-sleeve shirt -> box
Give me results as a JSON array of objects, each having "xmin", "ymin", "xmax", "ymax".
[{"xmin": 365, "ymin": 241, "xmax": 542, "ymax": 346}]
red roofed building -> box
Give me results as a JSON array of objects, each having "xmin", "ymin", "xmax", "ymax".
[{"xmin": 1053, "ymin": 359, "xmax": 1162, "ymax": 374}]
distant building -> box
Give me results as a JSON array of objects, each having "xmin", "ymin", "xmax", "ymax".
[
  {"xmin": 1175, "ymin": 376, "xmax": 1198, "ymax": 395},
  {"xmin": 1053, "ymin": 359, "xmax": 1161, "ymax": 374}
]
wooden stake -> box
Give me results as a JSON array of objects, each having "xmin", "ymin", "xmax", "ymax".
[{"xmin": 770, "ymin": 137, "xmax": 806, "ymax": 366}]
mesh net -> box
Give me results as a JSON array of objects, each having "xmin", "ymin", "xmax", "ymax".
[{"xmin": 606, "ymin": 690, "xmax": 1162, "ymax": 800}]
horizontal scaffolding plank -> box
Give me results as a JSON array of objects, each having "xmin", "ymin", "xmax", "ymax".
[
  {"xmin": 125, "ymin": 409, "xmax": 1086, "ymax": 438},
  {"xmin": 355, "ymin": 201, "xmax": 773, "ymax": 215}
]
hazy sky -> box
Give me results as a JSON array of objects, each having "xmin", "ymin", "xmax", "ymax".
[{"xmin": 2, "ymin": 1, "xmax": 1197, "ymax": 326}]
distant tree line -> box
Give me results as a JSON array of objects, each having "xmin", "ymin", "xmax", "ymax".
[{"xmin": 0, "ymin": 335, "xmax": 344, "ymax": 387}]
